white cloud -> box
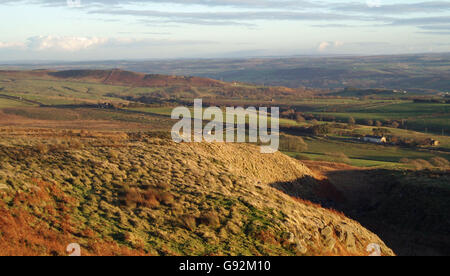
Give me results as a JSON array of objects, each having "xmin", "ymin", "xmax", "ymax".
[
  {"xmin": 334, "ymin": 41, "xmax": 344, "ymax": 47},
  {"xmin": 318, "ymin": 41, "xmax": 331, "ymax": 51},
  {"xmin": 26, "ymin": 35, "xmax": 108, "ymax": 51},
  {"xmin": 318, "ymin": 41, "xmax": 344, "ymax": 52},
  {"xmin": 0, "ymin": 35, "xmax": 220, "ymax": 61},
  {"xmin": 366, "ymin": 0, "xmax": 382, "ymax": 8},
  {"xmin": 0, "ymin": 41, "xmax": 25, "ymax": 49}
]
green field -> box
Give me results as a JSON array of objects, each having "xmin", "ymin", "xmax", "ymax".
[
  {"xmin": 0, "ymin": 98, "xmax": 36, "ymax": 108},
  {"xmin": 0, "ymin": 70, "xmax": 448, "ymax": 171},
  {"xmin": 122, "ymin": 106, "xmax": 450, "ymax": 168},
  {"xmin": 283, "ymin": 135, "xmax": 450, "ymax": 169},
  {"xmin": 127, "ymin": 106, "xmax": 299, "ymax": 126},
  {"xmin": 0, "ymin": 76, "xmax": 131, "ymax": 105},
  {"xmin": 285, "ymin": 151, "xmax": 402, "ymax": 168},
  {"xmin": 309, "ymin": 102, "xmax": 449, "ymax": 134}
]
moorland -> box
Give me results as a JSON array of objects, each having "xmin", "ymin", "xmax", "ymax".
[{"xmin": 0, "ymin": 68, "xmax": 448, "ymax": 256}]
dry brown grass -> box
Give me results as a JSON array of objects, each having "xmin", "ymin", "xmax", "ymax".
[
  {"xmin": 292, "ymin": 197, "xmax": 347, "ymax": 219},
  {"xmin": 199, "ymin": 211, "xmax": 221, "ymax": 228},
  {"xmin": 0, "ymin": 110, "xmax": 162, "ymax": 131},
  {"xmin": 180, "ymin": 215, "xmax": 197, "ymax": 231},
  {"xmin": 401, "ymin": 158, "xmax": 435, "ymax": 170},
  {"xmin": 0, "ymin": 180, "xmax": 147, "ymax": 256},
  {"xmin": 326, "ymin": 152, "xmax": 351, "ymax": 164},
  {"xmin": 142, "ymin": 189, "xmax": 161, "ymax": 208},
  {"xmin": 430, "ymin": 157, "xmax": 450, "ymax": 169},
  {"xmin": 0, "ymin": 128, "xmax": 395, "ymax": 256},
  {"xmin": 36, "ymin": 143, "xmax": 49, "ymax": 154},
  {"xmin": 123, "ymin": 187, "xmax": 175, "ymax": 209}
]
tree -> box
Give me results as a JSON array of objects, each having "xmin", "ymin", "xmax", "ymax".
[
  {"xmin": 311, "ymin": 124, "xmax": 330, "ymax": 136},
  {"xmin": 348, "ymin": 117, "xmax": 356, "ymax": 126},
  {"xmin": 280, "ymin": 135, "xmax": 308, "ymax": 152},
  {"xmin": 390, "ymin": 136, "xmax": 400, "ymax": 144},
  {"xmin": 281, "ymin": 109, "xmax": 295, "ymax": 119},
  {"xmin": 365, "ymin": 119, "xmax": 374, "ymax": 126},
  {"xmin": 391, "ymin": 121, "xmax": 400, "ymax": 128},
  {"xmin": 372, "ymin": 128, "xmax": 391, "ymax": 137},
  {"xmin": 295, "ymin": 112, "xmax": 306, "ymax": 123}
]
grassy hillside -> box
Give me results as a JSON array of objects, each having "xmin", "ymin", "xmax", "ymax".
[
  {"xmin": 0, "ymin": 69, "xmax": 314, "ymax": 105},
  {"xmin": 0, "ymin": 129, "xmax": 394, "ymax": 256},
  {"xmin": 0, "ymin": 69, "xmax": 447, "ymax": 255}
]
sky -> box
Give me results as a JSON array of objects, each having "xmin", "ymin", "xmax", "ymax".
[{"xmin": 0, "ymin": 0, "xmax": 449, "ymax": 61}]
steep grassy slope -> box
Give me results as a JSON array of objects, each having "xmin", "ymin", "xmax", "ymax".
[
  {"xmin": 302, "ymin": 161, "xmax": 450, "ymax": 256},
  {"xmin": 0, "ymin": 129, "xmax": 393, "ymax": 256}
]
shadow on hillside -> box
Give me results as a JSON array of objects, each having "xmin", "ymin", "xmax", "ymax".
[{"xmin": 270, "ymin": 168, "xmax": 450, "ymax": 256}]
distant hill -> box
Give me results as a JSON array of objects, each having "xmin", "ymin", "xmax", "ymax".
[
  {"xmin": 0, "ymin": 69, "xmax": 226, "ymax": 88},
  {"xmin": 48, "ymin": 69, "xmax": 225, "ymax": 88},
  {"xmin": 4, "ymin": 53, "xmax": 448, "ymax": 92},
  {"xmin": 190, "ymin": 54, "xmax": 450, "ymax": 93},
  {"xmin": 329, "ymin": 88, "xmax": 406, "ymax": 97},
  {"xmin": 0, "ymin": 69, "xmax": 315, "ymax": 102}
]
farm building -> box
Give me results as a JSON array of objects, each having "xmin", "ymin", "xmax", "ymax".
[
  {"xmin": 424, "ymin": 139, "xmax": 440, "ymax": 146},
  {"xmin": 363, "ymin": 135, "xmax": 387, "ymax": 144},
  {"xmin": 431, "ymin": 140, "xmax": 440, "ymax": 146}
]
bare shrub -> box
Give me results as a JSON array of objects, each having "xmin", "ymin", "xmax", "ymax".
[
  {"xmin": 409, "ymin": 159, "xmax": 433, "ymax": 170},
  {"xmin": 280, "ymin": 134, "xmax": 308, "ymax": 152},
  {"xmin": 35, "ymin": 143, "xmax": 48, "ymax": 154},
  {"xmin": 180, "ymin": 215, "xmax": 197, "ymax": 231},
  {"xmin": 400, "ymin": 158, "xmax": 410, "ymax": 164},
  {"xmin": 69, "ymin": 139, "xmax": 83, "ymax": 150},
  {"xmin": 141, "ymin": 189, "xmax": 160, "ymax": 208},
  {"xmin": 430, "ymin": 157, "xmax": 450, "ymax": 169},
  {"xmin": 49, "ymin": 140, "xmax": 69, "ymax": 152},
  {"xmin": 326, "ymin": 152, "xmax": 350, "ymax": 164},
  {"xmin": 156, "ymin": 182, "xmax": 169, "ymax": 191},
  {"xmin": 253, "ymin": 230, "xmax": 279, "ymax": 245},
  {"xmin": 157, "ymin": 192, "xmax": 175, "ymax": 205},
  {"xmin": 108, "ymin": 149, "xmax": 119, "ymax": 159},
  {"xmin": 199, "ymin": 211, "xmax": 221, "ymax": 228},
  {"xmin": 124, "ymin": 188, "xmax": 144, "ymax": 208}
]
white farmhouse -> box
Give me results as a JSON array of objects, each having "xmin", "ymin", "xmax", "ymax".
[{"xmin": 363, "ymin": 135, "xmax": 387, "ymax": 144}]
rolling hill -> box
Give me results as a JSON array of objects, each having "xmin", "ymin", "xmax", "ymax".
[
  {"xmin": 3, "ymin": 54, "xmax": 449, "ymax": 92},
  {"xmin": 0, "ymin": 130, "xmax": 394, "ymax": 256},
  {"xmin": 0, "ymin": 69, "xmax": 312, "ymax": 103},
  {"xmin": 1, "ymin": 69, "xmax": 227, "ymax": 88},
  {"xmin": 48, "ymin": 69, "xmax": 226, "ymax": 88},
  {"xmin": 0, "ymin": 68, "xmax": 447, "ymax": 256}
]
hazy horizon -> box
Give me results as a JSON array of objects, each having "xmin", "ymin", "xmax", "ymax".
[
  {"xmin": 1, "ymin": 51, "xmax": 450, "ymax": 66},
  {"xmin": 1, "ymin": 0, "xmax": 450, "ymax": 61}
]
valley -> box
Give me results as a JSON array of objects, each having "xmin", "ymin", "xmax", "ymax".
[{"xmin": 0, "ymin": 69, "xmax": 448, "ymax": 256}]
